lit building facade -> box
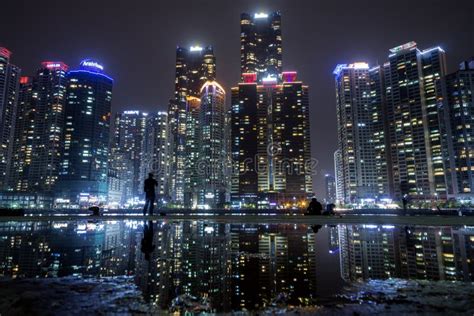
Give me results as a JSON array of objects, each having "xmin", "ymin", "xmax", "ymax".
[
  {"xmin": 0, "ymin": 47, "xmax": 20, "ymax": 190},
  {"xmin": 28, "ymin": 61, "xmax": 69, "ymax": 193},
  {"xmin": 232, "ymin": 13, "xmax": 313, "ymax": 208},
  {"xmin": 141, "ymin": 111, "xmax": 170, "ymax": 204},
  {"xmin": 334, "ymin": 63, "xmax": 390, "ymax": 204},
  {"xmin": 168, "ymin": 46, "xmax": 216, "ymax": 207},
  {"xmin": 232, "ymin": 72, "xmax": 312, "ymax": 207},
  {"xmin": 58, "ymin": 60, "xmax": 113, "ymax": 205},
  {"xmin": 113, "ymin": 110, "xmax": 148, "ymax": 201},
  {"xmin": 240, "ymin": 12, "xmax": 282, "ymax": 82},
  {"xmin": 385, "ymin": 42, "xmax": 448, "ymax": 200},
  {"xmin": 8, "ymin": 76, "xmax": 34, "ymax": 191},
  {"xmin": 324, "ymin": 174, "xmax": 336, "ymax": 203},
  {"xmin": 198, "ymin": 81, "xmax": 227, "ymax": 208},
  {"xmin": 441, "ymin": 59, "xmax": 474, "ymax": 202}
]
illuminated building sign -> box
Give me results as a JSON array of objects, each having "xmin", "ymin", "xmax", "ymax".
[
  {"xmin": 123, "ymin": 110, "xmax": 140, "ymax": 115},
  {"xmin": 190, "ymin": 46, "xmax": 203, "ymax": 52},
  {"xmin": 254, "ymin": 12, "xmax": 269, "ymax": 19},
  {"xmin": 389, "ymin": 41, "xmax": 417, "ymax": 53},
  {"xmin": 0, "ymin": 47, "xmax": 11, "ymax": 59},
  {"xmin": 242, "ymin": 72, "xmax": 257, "ymax": 83},
  {"xmin": 80, "ymin": 59, "xmax": 104, "ymax": 71},
  {"xmin": 333, "ymin": 62, "xmax": 369, "ymax": 75},
  {"xmin": 42, "ymin": 61, "xmax": 69, "ymax": 71},
  {"xmin": 20, "ymin": 77, "xmax": 30, "ymax": 84},
  {"xmin": 262, "ymin": 74, "xmax": 277, "ymax": 84},
  {"xmin": 282, "ymin": 71, "xmax": 297, "ymax": 83}
]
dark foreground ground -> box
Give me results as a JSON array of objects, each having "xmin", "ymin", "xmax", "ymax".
[{"xmin": 1, "ymin": 276, "xmax": 472, "ymax": 315}]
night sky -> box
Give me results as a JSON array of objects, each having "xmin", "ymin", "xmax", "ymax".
[{"xmin": 1, "ymin": 0, "xmax": 473, "ymax": 196}]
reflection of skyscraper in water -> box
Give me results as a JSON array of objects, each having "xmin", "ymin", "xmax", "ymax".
[
  {"xmin": 134, "ymin": 221, "xmax": 232, "ymax": 311},
  {"xmin": 328, "ymin": 226, "xmax": 339, "ymax": 254},
  {"xmin": 338, "ymin": 224, "xmax": 399, "ymax": 281},
  {"xmin": 338, "ymin": 224, "xmax": 474, "ymax": 282},
  {"xmin": 231, "ymin": 224, "xmax": 316, "ymax": 309}
]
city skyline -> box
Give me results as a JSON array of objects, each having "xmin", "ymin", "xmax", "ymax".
[{"xmin": 2, "ymin": 0, "xmax": 472, "ymax": 196}]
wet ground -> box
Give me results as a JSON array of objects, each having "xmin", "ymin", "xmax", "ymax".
[{"xmin": 0, "ymin": 219, "xmax": 473, "ymax": 315}]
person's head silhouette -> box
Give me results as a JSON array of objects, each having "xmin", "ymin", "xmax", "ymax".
[
  {"xmin": 312, "ymin": 198, "xmax": 317, "ymax": 203},
  {"xmin": 148, "ymin": 173, "xmax": 154, "ymax": 179}
]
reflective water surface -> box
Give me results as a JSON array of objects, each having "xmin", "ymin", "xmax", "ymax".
[{"xmin": 0, "ymin": 221, "xmax": 473, "ymax": 314}]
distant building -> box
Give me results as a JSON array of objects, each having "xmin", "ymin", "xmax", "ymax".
[
  {"xmin": 168, "ymin": 45, "xmax": 216, "ymax": 207},
  {"xmin": 8, "ymin": 76, "xmax": 34, "ymax": 191},
  {"xmin": 334, "ymin": 42, "xmax": 450, "ymax": 203},
  {"xmin": 107, "ymin": 150, "xmax": 133, "ymax": 206},
  {"xmin": 231, "ymin": 71, "xmax": 312, "ymax": 207},
  {"xmin": 198, "ymin": 81, "xmax": 227, "ymax": 208},
  {"xmin": 0, "ymin": 47, "xmax": 20, "ymax": 190},
  {"xmin": 441, "ymin": 59, "xmax": 474, "ymax": 202},
  {"xmin": 28, "ymin": 61, "xmax": 69, "ymax": 193},
  {"xmin": 58, "ymin": 60, "xmax": 113, "ymax": 206},
  {"xmin": 141, "ymin": 111, "xmax": 170, "ymax": 205},
  {"xmin": 112, "ymin": 110, "xmax": 148, "ymax": 201},
  {"xmin": 324, "ymin": 174, "xmax": 336, "ymax": 203},
  {"xmin": 240, "ymin": 12, "xmax": 282, "ymax": 82},
  {"xmin": 334, "ymin": 149, "xmax": 344, "ymax": 204},
  {"xmin": 385, "ymin": 42, "xmax": 448, "ymax": 200},
  {"xmin": 333, "ymin": 63, "xmax": 390, "ymax": 204},
  {"xmin": 231, "ymin": 13, "xmax": 312, "ymax": 208}
]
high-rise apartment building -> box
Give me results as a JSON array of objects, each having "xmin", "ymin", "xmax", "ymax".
[
  {"xmin": 0, "ymin": 47, "xmax": 20, "ymax": 190},
  {"xmin": 324, "ymin": 174, "xmax": 336, "ymax": 203},
  {"xmin": 8, "ymin": 76, "xmax": 34, "ymax": 191},
  {"xmin": 231, "ymin": 71, "xmax": 312, "ymax": 207},
  {"xmin": 240, "ymin": 12, "xmax": 282, "ymax": 82},
  {"xmin": 58, "ymin": 60, "xmax": 113, "ymax": 205},
  {"xmin": 168, "ymin": 46, "xmax": 216, "ymax": 206},
  {"xmin": 335, "ymin": 42, "xmax": 451, "ymax": 203},
  {"xmin": 198, "ymin": 81, "xmax": 227, "ymax": 208},
  {"xmin": 141, "ymin": 111, "xmax": 170, "ymax": 204},
  {"xmin": 441, "ymin": 59, "xmax": 474, "ymax": 201},
  {"xmin": 28, "ymin": 61, "xmax": 69, "ymax": 193},
  {"xmin": 334, "ymin": 63, "xmax": 390, "ymax": 204},
  {"xmin": 385, "ymin": 42, "xmax": 447, "ymax": 200},
  {"xmin": 232, "ymin": 13, "xmax": 313, "ymax": 208},
  {"xmin": 113, "ymin": 111, "xmax": 148, "ymax": 200}
]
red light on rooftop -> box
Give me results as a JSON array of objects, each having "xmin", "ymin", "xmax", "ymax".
[
  {"xmin": 20, "ymin": 77, "xmax": 30, "ymax": 84},
  {"xmin": 282, "ymin": 71, "xmax": 297, "ymax": 82},
  {"xmin": 242, "ymin": 72, "xmax": 257, "ymax": 83},
  {"xmin": 0, "ymin": 47, "xmax": 12, "ymax": 59}
]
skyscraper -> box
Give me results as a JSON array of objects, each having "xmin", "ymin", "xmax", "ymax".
[
  {"xmin": 324, "ymin": 174, "xmax": 336, "ymax": 203},
  {"xmin": 333, "ymin": 63, "xmax": 390, "ymax": 204},
  {"xmin": 441, "ymin": 59, "xmax": 474, "ymax": 201},
  {"xmin": 0, "ymin": 47, "xmax": 20, "ymax": 190},
  {"xmin": 28, "ymin": 61, "xmax": 69, "ymax": 193},
  {"xmin": 58, "ymin": 60, "xmax": 113, "ymax": 205},
  {"xmin": 334, "ymin": 149, "xmax": 344, "ymax": 204},
  {"xmin": 141, "ymin": 111, "xmax": 170, "ymax": 204},
  {"xmin": 232, "ymin": 13, "xmax": 313, "ymax": 208},
  {"xmin": 240, "ymin": 12, "xmax": 282, "ymax": 82},
  {"xmin": 113, "ymin": 111, "xmax": 148, "ymax": 201},
  {"xmin": 385, "ymin": 42, "xmax": 447, "ymax": 200},
  {"xmin": 8, "ymin": 76, "xmax": 34, "ymax": 191},
  {"xmin": 168, "ymin": 46, "xmax": 216, "ymax": 207},
  {"xmin": 184, "ymin": 96, "xmax": 201, "ymax": 207},
  {"xmin": 198, "ymin": 81, "xmax": 227, "ymax": 208}
]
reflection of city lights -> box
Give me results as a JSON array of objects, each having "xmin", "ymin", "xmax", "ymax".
[{"xmin": 204, "ymin": 226, "xmax": 214, "ymax": 234}]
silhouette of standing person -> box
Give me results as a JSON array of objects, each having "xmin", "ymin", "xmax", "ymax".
[{"xmin": 143, "ymin": 173, "xmax": 158, "ymax": 215}]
